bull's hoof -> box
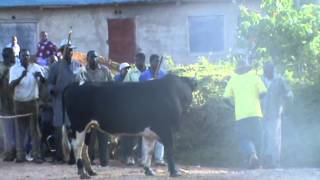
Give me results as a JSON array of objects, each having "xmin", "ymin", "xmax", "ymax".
[
  {"xmin": 170, "ymin": 171, "xmax": 182, "ymax": 177},
  {"xmin": 80, "ymin": 173, "xmax": 91, "ymax": 179},
  {"xmin": 88, "ymin": 170, "xmax": 98, "ymax": 176},
  {"xmin": 144, "ymin": 167, "xmax": 156, "ymax": 176}
]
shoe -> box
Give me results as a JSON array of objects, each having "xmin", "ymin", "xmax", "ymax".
[
  {"xmin": 16, "ymin": 156, "xmax": 27, "ymax": 163},
  {"xmin": 155, "ymin": 160, "xmax": 167, "ymax": 166},
  {"xmin": 3, "ymin": 151, "xmax": 16, "ymax": 162},
  {"xmin": 100, "ymin": 160, "xmax": 109, "ymax": 167},
  {"xmin": 248, "ymin": 154, "xmax": 260, "ymax": 169},
  {"xmin": 126, "ymin": 157, "xmax": 135, "ymax": 166},
  {"xmin": 33, "ymin": 158, "xmax": 44, "ymax": 164}
]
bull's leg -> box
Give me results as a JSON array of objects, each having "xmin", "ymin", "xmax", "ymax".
[
  {"xmin": 161, "ymin": 132, "xmax": 181, "ymax": 177},
  {"xmin": 142, "ymin": 136, "xmax": 156, "ymax": 176},
  {"xmin": 82, "ymin": 132, "xmax": 97, "ymax": 176},
  {"xmin": 71, "ymin": 131, "xmax": 90, "ymax": 179}
]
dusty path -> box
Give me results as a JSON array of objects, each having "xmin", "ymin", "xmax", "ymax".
[{"xmin": 0, "ymin": 160, "xmax": 319, "ymax": 180}]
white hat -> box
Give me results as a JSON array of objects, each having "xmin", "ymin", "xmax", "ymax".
[
  {"xmin": 119, "ymin": 62, "xmax": 130, "ymax": 71},
  {"xmin": 60, "ymin": 39, "xmax": 76, "ymax": 49}
]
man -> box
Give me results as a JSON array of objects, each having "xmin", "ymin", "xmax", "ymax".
[
  {"xmin": 36, "ymin": 31, "xmax": 57, "ymax": 67},
  {"xmin": 114, "ymin": 62, "xmax": 130, "ymax": 82},
  {"xmin": 223, "ymin": 59, "xmax": 267, "ymax": 169},
  {"xmin": 261, "ymin": 62, "xmax": 293, "ymax": 168},
  {"xmin": 121, "ymin": 53, "xmax": 147, "ymax": 165},
  {"xmin": 9, "ymin": 49, "xmax": 45, "ymax": 163},
  {"xmin": 139, "ymin": 54, "xmax": 166, "ymax": 81},
  {"xmin": 126, "ymin": 53, "xmax": 147, "ymax": 82},
  {"xmin": 6, "ymin": 36, "xmax": 20, "ymax": 58},
  {"xmin": 139, "ymin": 54, "xmax": 166, "ymax": 166},
  {"xmin": 114, "ymin": 62, "xmax": 135, "ymax": 165},
  {"xmin": 0, "ymin": 48, "xmax": 16, "ymax": 161},
  {"xmin": 84, "ymin": 50, "xmax": 112, "ymax": 167},
  {"xmin": 47, "ymin": 40, "xmax": 84, "ymax": 163}
]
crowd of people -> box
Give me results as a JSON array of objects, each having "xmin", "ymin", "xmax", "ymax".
[
  {"xmin": 0, "ymin": 31, "xmax": 167, "ymax": 167},
  {"xmin": 0, "ymin": 31, "xmax": 293, "ymax": 170}
]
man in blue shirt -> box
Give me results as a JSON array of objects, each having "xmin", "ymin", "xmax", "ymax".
[
  {"xmin": 114, "ymin": 62, "xmax": 130, "ymax": 82},
  {"xmin": 139, "ymin": 54, "xmax": 166, "ymax": 166},
  {"xmin": 139, "ymin": 54, "xmax": 166, "ymax": 81}
]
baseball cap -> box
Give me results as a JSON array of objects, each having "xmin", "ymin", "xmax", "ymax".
[{"xmin": 119, "ymin": 62, "xmax": 130, "ymax": 71}]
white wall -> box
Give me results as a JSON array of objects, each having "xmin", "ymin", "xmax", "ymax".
[{"xmin": 0, "ymin": 1, "xmax": 250, "ymax": 64}]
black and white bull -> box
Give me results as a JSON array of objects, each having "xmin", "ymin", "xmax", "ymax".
[{"xmin": 62, "ymin": 74, "xmax": 196, "ymax": 179}]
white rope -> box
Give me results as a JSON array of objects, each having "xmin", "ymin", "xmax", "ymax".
[{"xmin": 0, "ymin": 113, "xmax": 33, "ymax": 119}]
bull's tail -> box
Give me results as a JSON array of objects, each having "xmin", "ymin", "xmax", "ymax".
[{"xmin": 61, "ymin": 125, "xmax": 71, "ymax": 161}]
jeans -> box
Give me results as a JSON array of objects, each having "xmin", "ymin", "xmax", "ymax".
[
  {"xmin": 14, "ymin": 100, "xmax": 41, "ymax": 159},
  {"xmin": 88, "ymin": 129, "xmax": 109, "ymax": 165},
  {"xmin": 235, "ymin": 117, "xmax": 262, "ymax": 161},
  {"xmin": 1, "ymin": 113, "xmax": 16, "ymax": 153}
]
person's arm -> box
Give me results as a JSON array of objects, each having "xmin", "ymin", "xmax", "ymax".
[
  {"xmin": 47, "ymin": 63, "xmax": 58, "ymax": 96},
  {"xmin": 34, "ymin": 71, "xmax": 46, "ymax": 83},
  {"xmin": 257, "ymin": 77, "xmax": 267, "ymax": 99},
  {"xmin": 223, "ymin": 78, "xmax": 234, "ymax": 110},
  {"xmin": 9, "ymin": 70, "xmax": 27, "ymax": 89}
]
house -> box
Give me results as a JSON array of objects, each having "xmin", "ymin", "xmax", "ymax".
[{"xmin": 0, "ymin": 0, "xmax": 260, "ymax": 64}]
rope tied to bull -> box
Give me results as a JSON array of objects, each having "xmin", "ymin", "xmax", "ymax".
[{"xmin": 0, "ymin": 113, "xmax": 33, "ymax": 119}]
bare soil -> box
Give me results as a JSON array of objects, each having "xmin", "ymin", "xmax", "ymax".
[{"xmin": 0, "ymin": 160, "xmax": 319, "ymax": 180}]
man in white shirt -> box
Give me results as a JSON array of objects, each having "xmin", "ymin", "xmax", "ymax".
[
  {"xmin": 9, "ymin": 49, "xmax": 45, "ymax": 163},
  {"xmin": 6, "ymin": 36, "xmax": 20, "ymax": 57}
]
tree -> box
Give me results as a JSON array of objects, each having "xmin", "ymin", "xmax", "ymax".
[{"xmin": 239, "ymin": 0, "xmax": 320, "ymax": 84}]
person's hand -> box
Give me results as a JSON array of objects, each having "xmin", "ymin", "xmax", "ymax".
[
  {"xmin": 50, "ymin": 86, "xmax": 58, "ymax": 96},
  {"xmin": 21, "ymin": 70, "xmax": 27, "ymax": 78},
  {"xmin": 33, "ymin": 71, "xmax": 42, "ymax": 78}
]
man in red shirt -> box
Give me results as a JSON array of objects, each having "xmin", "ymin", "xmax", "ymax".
[{"xmin": 36, "ymin": 31, "xmax": 57, "ymax": 66}]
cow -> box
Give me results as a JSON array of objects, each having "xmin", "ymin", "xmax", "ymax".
[{"xmin": 62, "ymin": 74, "xmax": 196, "ymax": 179}]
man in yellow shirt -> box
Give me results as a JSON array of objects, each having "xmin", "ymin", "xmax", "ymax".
[{"xmin": 224, "ymin": 59, "xmax": 267, "ymax": 169}]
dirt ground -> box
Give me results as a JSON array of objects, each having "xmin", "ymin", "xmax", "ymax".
[{"xmin": 0, "ymin": 160, "xmax": 319, "ymax": 180}]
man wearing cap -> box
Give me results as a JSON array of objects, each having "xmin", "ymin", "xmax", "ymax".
[
  {"xmin": 139, "ymin": 54, "xmax": 167, "ymax": 166},
  {"xmin": 36, "ymin": 31, "xmax": 57, "ymax": 67},
  {"xmin": 84, "ymin": 50, "xmax": 112, "ymax": 167},
  {"xmin": 47, "ymin": 40, "xmax": 84, "ymax": 163},
  {"xmin": 223, "ymin": 58, "xmax": 267, "ymax": 169},
  {"xmin": 114, "ymin": 62, "xmax": 130, "ymax": 82},
  {"xmin": 9, "ymin": 49, "xmax": 46, "ymax": 163}
]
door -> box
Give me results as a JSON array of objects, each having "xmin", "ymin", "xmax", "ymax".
[{"xmin": 108, "ymin": 18, "xmax": 136, "ymax": 64}]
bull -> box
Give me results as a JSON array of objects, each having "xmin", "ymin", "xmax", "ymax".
[{"xmin": 62, "ymin": 74, "xmax": 196, "ymax": 179}]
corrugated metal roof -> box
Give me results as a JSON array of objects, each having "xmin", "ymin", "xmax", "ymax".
[{"xmin": 0, "ymin": 0, "xmax": 165, "ymax": 8}]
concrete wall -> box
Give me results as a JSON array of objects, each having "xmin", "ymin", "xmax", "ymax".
[{"xmin": 0, "ymin": 1, "xmax": 250, "ymax": 64}]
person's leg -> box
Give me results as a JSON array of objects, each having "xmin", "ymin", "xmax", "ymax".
[
  {"xmin": 2, "ymin": 116, "xmax": 16, "ymax": 161},
  {"xmin": 88, "ymin": 129, "xmax": 97, "ymax": 162},
  {"xmin": 28, "ymin": 101, "xmax": 43, "ymax": 163},
  {"xmin": 235, "ymin": 118, "xmax": 258, "ymax": 168},
  {"xmin": 53, "ymin": 126, "xmax": 64, "ymax": 163},
  {"xmin": 97, "ymin": 131, "xmax": 109, "ymax": 166},
  {"xmin": 247, "ymin": 117, "xmax": 262, "ymax": 168},
  {"xmin": 120, "ymin": 136, "xmax": 134, "ymax": 165},
  {"xmin": 14, "ymin": 101, "xmax": 28, "ymax": 162},
  {"xmin": 154, "ymin": 141, "xmax": 165, "ymax": 165}
]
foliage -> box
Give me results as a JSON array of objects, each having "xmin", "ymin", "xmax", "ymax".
[
  {"xmin": 239, "ymin": 0, "xmax": 320, "ymax": 83},
  {"xmin": 167, "ymin": 57, "xmax": 234, "ymax": 106}
]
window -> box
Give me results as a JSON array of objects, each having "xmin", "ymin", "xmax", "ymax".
[{"xmin": 188, "ymin": 15, "xmax": 224, "ymax": 53}]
